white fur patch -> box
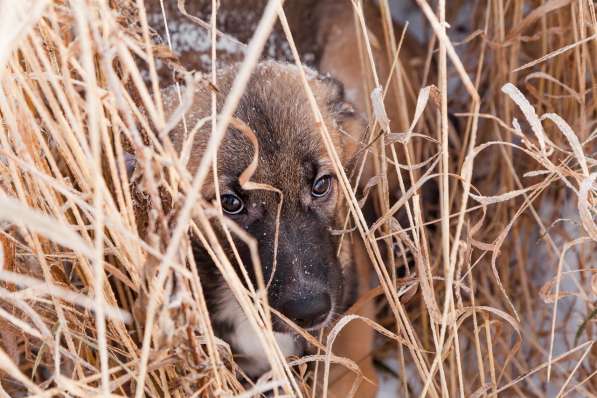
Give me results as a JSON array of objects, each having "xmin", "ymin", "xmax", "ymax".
[{"xmin": 215, "ymin": 289, "xmax": 299, "ymax": 377}]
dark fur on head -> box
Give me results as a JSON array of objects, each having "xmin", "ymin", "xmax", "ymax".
[{"xmin": 164, "ymin": 61, "xmax": 363, "ymax": 344}]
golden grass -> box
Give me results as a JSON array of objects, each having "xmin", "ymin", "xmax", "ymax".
[{"xmin": 0, "ymin": 0, "xmax": 595, "ymax": 397}]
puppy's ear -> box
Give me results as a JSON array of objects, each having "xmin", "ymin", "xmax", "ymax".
[
  {"xmin": 317, "ymin": 75, "xmax": 357, "ymax": 119},
  {"xmin": 317, "ymin": 75, "xmax": 365, "ymax": 172}
]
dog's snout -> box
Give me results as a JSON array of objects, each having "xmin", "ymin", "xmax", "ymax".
[{"xmin": 281, "ymin": 293, "xmax": 331, "ymax": 329}]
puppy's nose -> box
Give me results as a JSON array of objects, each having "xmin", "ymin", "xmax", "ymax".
[{"xmin": 281, "ymin": 293, "xmax": 331, "ymax": 329}]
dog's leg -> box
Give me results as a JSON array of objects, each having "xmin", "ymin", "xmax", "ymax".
[{"xmin": 326, "ymin": 237, "xmax": 378, "ymax": 398}]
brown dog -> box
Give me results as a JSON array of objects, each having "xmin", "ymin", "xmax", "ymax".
[{"xmin": 160, "ymin": 61, "xmax": 368, "ymax": 384}]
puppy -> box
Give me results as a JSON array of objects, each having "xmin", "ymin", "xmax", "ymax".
[{"xmin": 161, "ymin": 61, "xmax": 365, "ymax": 381}]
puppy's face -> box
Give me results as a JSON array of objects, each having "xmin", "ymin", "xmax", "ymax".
[
  {"xmin": 216, "ymin": 137, "xmax": 342, "ymax": 332},
  {"xmin": 175, "ymin": 62, "xmax": 362, "ymax": 332}
]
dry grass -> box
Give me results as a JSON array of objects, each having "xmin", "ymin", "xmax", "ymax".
[{"xmin": 0, "ymin": 0, "xmax": 595, "ymax": 397}]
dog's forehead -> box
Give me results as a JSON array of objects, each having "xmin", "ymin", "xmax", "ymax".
[
  {"xmin": 218, "ymin": 90, "xmax": 325, "ymax": 195},
  {"xmin": 166, "ymin": 61, "xmax": 345, "ymax": 198}
]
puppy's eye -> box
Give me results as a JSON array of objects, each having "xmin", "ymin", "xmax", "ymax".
[
  {"xmin": 221, "ymin": 194, "xmax": 244, "ymax": 214},
  {"xmin": 312, "ymin": 175, "xmax": 332, "ymax": 198}
]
